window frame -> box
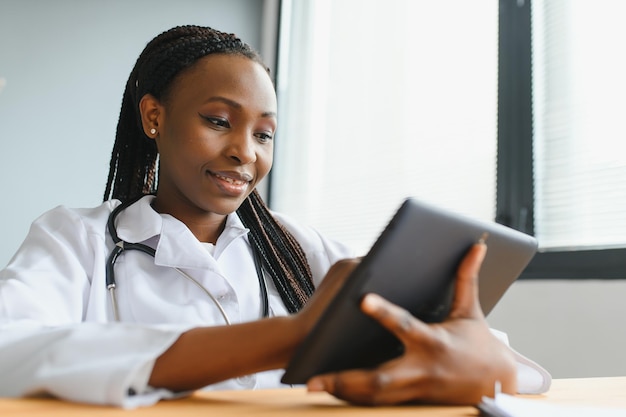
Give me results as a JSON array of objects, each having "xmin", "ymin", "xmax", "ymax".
[
  {"xmin": 496, "ymin": 0, "xmax": 626, "ymax": 279},
  {"xmin": 270, "ymin": 0, "xmax": 626, "ymax": 279}
]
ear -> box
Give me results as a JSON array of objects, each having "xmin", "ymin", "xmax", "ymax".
[{"xmin": 139, "ymin": 94, "xmax": 163, "ymax": 139}]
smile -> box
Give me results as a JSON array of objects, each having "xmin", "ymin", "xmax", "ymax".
[
  {"xmin": 209, "ymin": 171, "xmax": 253, "ymax": 197},
  {"xmin": 214, "ymin": 173, "xmax": 249, "ymax": 186}
]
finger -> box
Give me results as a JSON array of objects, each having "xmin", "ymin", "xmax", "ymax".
[
  {"xmin": 360, "ymin": 293, "xmax": 430, "ymax": 344},
  {"xmin": 448, "ymin": 241, "xmax": 487, "ymax": 319},
  {"xmin": 307, "ymin": 368, "xmax": 424, "ymax": 406},
  {"xmin": 307, "ymin": 370, "xmax": 376, "ymax": 402}
]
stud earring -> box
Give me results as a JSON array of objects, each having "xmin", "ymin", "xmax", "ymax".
[{"xmin": 149, "ymin": 128, "xmax": 157, "ymax": 135}]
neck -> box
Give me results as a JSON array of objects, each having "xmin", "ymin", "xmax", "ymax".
[
  {"xmin": 151, "ymin": 197, "xmax": 228, "ymax": 244},
  {"xmin": 183, "ymin": 215, "xmax": 227, "ymax": 244}
]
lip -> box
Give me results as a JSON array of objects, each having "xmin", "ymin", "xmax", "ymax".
[{"xmin": 207, "ymin": 170, "xmax": 253, "ymax": 196}]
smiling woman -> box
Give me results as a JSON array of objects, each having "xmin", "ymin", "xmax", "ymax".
[
  {"xmin": 103, "ymin": 26, "xmax": 315, "ymax": 315},
  {"xmin": 0, "ymin": 24, "xmax": 549, "ymax": 409}
]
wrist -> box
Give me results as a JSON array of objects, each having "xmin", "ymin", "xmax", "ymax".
[{"xmin": 276, "ymin": 314, "xmax": 310, "ymax": 368}]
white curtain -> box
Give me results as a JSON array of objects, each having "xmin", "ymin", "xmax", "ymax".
[{"xmin": 273, "ymin": 0, "xmax": 498, "ymax": 255}]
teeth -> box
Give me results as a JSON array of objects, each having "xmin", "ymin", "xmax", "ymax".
[{"xmin": 215, "ymin": 173, "xmax": 246, "ymax": 185}]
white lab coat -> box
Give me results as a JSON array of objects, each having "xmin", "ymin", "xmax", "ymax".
[{"xmin": 0, "ymin": 195, "xmax": 551, "ymax": 407}]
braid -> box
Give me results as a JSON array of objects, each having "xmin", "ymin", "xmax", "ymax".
[
  {"xmin": 103, "ymin": 25, "xmax": 315, "ymax": 312},
  {"xmin": 103, "ymin": 88, "xmax": 158, "ymax": 202},
  {"xmin": 238, "ymin": 191, "xmax": 315, "ymax": 313}
]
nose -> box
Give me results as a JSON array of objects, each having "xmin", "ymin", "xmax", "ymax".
[{"xmin": 227, "ymin": 130, "xmax": 257, "ymax": 165}]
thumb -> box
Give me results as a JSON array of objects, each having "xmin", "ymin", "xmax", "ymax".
[{"xmin": 448, "ymin": 239, "xmax": 487, "ymax": 319}]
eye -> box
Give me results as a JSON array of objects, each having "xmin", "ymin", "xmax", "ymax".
[
  {"xmin": 254, "ymin": 131, "xmax": 274, "ymax": 144},
  {"xmin": 200, "ymin": 114, "xmax": 231, "ymax": 128}
]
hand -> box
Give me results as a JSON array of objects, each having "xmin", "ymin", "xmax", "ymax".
[{"xmin": 306, "ymin": 242, "xmax": 518, "ymax": 405}]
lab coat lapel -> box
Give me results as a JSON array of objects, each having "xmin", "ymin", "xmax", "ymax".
[
  {"xmin": 156, "ymin": 213, "xmax": 251, "ymax": 269},
  {"xmin": 114, "ymin": 195, "xmax": 161, "ymax": 243},
  {"xmin": 155, "ymin": 215, "xmax": 215, "ymax": 270}
]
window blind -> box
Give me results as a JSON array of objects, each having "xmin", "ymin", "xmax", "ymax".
[{"xmin": 532, "ymin": 0, "xmax": 626, "ymax": 250}]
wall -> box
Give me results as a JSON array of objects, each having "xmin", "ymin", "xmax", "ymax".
[
  {"xmin": 0, "ymin": 0, "xmax": 265, "ymax": 267},
  {"xmin": 1, "ymin": 0, "xmax": 625, "ymax": 382},
  {"xmin": 488, "ymin": 279, "xmax": 626, "ymax": 378}
]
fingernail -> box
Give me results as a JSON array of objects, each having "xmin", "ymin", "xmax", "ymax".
[{"xmin": 361, "ymin": 293, "xmax": 382, "ymax": 310}]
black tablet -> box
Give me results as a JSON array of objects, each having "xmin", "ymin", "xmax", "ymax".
[{"xmin": 281, "ymin": 197, "xmax": 537, "ymax": 384}]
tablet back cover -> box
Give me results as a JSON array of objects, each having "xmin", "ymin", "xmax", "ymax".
[{"xmin": 281, "ymin": 198, "xmax": 537, "ymax": 384}]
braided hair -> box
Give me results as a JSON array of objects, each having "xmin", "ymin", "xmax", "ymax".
[{"xmin": 103, "ymin": 25, "xmax": 315, "ymax": 313}]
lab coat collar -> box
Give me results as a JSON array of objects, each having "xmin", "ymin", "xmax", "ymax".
[
  {"xmin": 115, "ymin": 195, "xmax": 161, "ymax": 243},
  {"xmin": 114, "ymin": 195, "xmax": 251, "ymax": 270}
]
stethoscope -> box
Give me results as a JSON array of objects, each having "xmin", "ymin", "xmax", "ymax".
[{"xmin": 105, "ymin": 196, "xmax": 270, "ymax": 324}]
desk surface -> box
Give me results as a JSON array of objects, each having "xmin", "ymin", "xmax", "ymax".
[{"xmin": 2, "ymin": 377, "xmax": 626, "ymax": 416}]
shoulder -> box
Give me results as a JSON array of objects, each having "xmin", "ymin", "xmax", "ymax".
[
  {"xmin": 4, "ymin": 200, "xmax": 122, "ymax": 273},
  {"xmin": 32, "ymin": 200, "xmax": 120, "ymax": 237}
]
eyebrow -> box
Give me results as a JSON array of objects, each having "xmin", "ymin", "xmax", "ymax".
[{"xmin": 205, "ymin": 96, "xmax": 277, "ymax": 118}]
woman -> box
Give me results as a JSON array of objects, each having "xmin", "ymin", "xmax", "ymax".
[{"xmin": 0, "ymin": 25, "xmax": 549, "ymax": 407}]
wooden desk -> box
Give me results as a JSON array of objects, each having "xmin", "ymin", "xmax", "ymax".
[{"xmin": 1, "ymin": 377, "xmax": 625, "ymax": 416}]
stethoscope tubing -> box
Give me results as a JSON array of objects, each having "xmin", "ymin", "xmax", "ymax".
[{"xmin": 105, "ymin": 195, "xmax": 269, "ymax": 324}]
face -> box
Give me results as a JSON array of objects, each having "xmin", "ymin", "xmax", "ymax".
[{"xmin": 147, "ymin": 54, "xmax": 277, "ymax": 219}]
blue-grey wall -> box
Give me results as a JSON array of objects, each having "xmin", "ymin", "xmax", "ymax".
[{"xmin": 0, "ymin": 0, "xmax": 265, "ymax": 266}]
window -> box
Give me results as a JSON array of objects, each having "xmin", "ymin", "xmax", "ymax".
[
  {"xmin": 272, "ymin": 0, "xmax": 626, "ymax": 278},
  {"xmin": 499, "ymin": 0, "xmax": 626, "ymax": 278},
  {"xmin": 272, "ymin": 0, "xmax": 498, "ymax": 256}
]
